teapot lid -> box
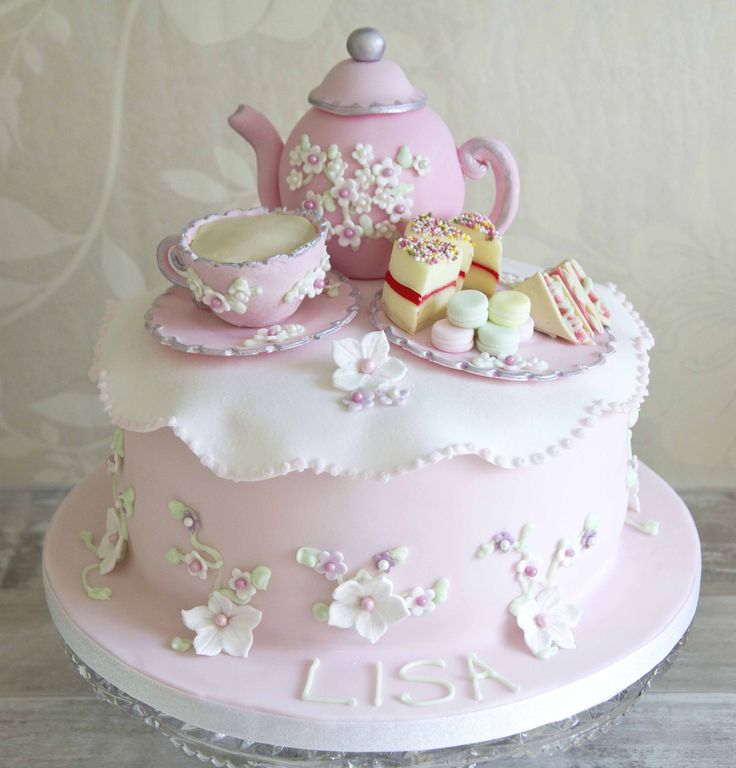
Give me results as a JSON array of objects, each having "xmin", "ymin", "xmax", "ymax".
[{"xmin": 308, "ymin": 28, "xmax": 427, "ymax": 115}]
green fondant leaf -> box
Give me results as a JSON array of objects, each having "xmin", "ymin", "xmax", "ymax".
[
  {"xmin": 359, "ymin": 214, "xmax": 374, "ymax": 237},
  {"xmin": 322, "ymin": 193, "xmax": 336, "ymax": 213},
  {"xmin": 165, "ymin": 547, "xmax": 183, "ymax": 565},
  {"xmin": 296, "ymin": 547, "xmax": 321, "ymax": 568},
  {"xmin": 168, "ymin": 500, "xmax": 188, "ymax": 520},
  {"xmin": 86, "ymin": 586, "xmax": 112, "ymax": 601},
  {"xmin": 327, "ymin": 144, "xmax": 339, "ymax": 160},
  {"xmin": 396, "ymin": 145, "xmax": 413, "ymax": 168},
  {"xmin": 312, "ymin": 602, "xmax": 329, "ymax": 622},
  {"xmin": 433, "ymin": 578, "xmax": 450, "ymax": 604},
  {"xmin": 118, "ymin": 487, "xmax": 135, "ymax": 517},
  {"xmin": 79, "ymin": 530, "xmax": 97, "ymax": 553},
  {"xmin": 251, "ymin": 566, "xmax": 272, "ymax": 591},
  {"xmin": 476, "ymin": 543, "xmax": 492, "ymax": 559},
  {"xmin": 395, "ymin": 182, "xmax": 414, "ymax": 197},
  {"xmin": 171, "ymin": 636, "xmax": 192, "ymax": 652},
  {"xmin": 390, "ymin": 546, "xmax": 409, "ymax": 565},
  {"xmin": 508, "ymin": 594, "xmax": 529, "ymax": 617}
]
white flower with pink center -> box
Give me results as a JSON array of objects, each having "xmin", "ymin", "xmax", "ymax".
[
  {"xmin": 328, "ymin": 574, "xmax": 410, "ymax": 643},
  {"xmin": 554, "ymin": 538, "xmax": 578, "ymax": 567},
  {"xmin": 374, "ymin": 220, "xmax": 399, "ymax": 240},
  {"xmin": 302, "ymin": 190, "xmax": 324, "ymax": 217},
  {"xmin": 332, "ymin": 219, "xmax": 363, "ymax": 250},
  {"xmin": 228, "ymin": 568, "xmax": 256, "ymax": 603},
  {"xmin": 371, "ymin": 157, "xmax": 400, "ymax": 188},
  {"xmin": 301, "ymin": 145, "xmax": 326, "ymax": 175},
  {"xmin": 405, "ymin": 586, "xmax": 436, "ymax": 617},
  {"xmin": 181, "ymin": 591, "xmax": 262, "ymax": 657},
  {"xmin": 386, "ymin": 195, "xmax": 414, "ymax": 224},
  {"xmin": 314, "ymin": 550, "xmax": 348, "ymax": 581},
  {"xmin": 352, "ymin": 143, "xmax": 374, "ymax": 165},
  {"xmin": 332, "ymin": 330, "xmax": 408, "ymax": 392},
  {"xmin": 516, "ymin": 554, "xmax": 543, "ymax": 584},
  {"xmin": 183, "ymin": 550, "xmax": 209, "ymax": 580},
  {"xmin": 95, "ymin": 507, "xmax": 127, "ymax": 575},
  {"xmin": 202, "ymin": 287, "xmax": 230, "ymax": 314},
  {"xmin": 516, "ymin": 587, "xmax": 582, "ymax": 659},
  {"xmin": 286, "ymin": 168, "xmax": 304, "ymax": 191},
  {"xmin": 330, "ymin": 178, "xmax": 360, "ymax": 207}
]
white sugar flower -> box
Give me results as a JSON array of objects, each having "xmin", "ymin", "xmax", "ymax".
[
  {"xmin": 332, "ymin": 219, "xmax": 363, "ymax": 250},
  {"xmin": 227, "ymin": 277, "xmax": 261, "ymax": 314},
  {"xmin": 332, "ymin": 330, "xmax": 408, "ymax": 392},
  {"xmin": 186, "ymin": 268, "xmax": 205, "ymax": 302},
  {"xmin": 353, "ymin": 192, "xmax": 372, "ymax": 216},
  {"xmin": 325, "ymin": 157, "xmax": 348, "ymax": 182},
  {"xmin": 352, "ymin": 143, "xmax": 374, "ymax": 165},
  {"xmin": 516, "ymin": 587, "xmax": 582, "ymax": 659},
  {"xmin": 405, "ymin": 586, "xmax": 435, "ymax": 616},
  {"xmin": 354, "ymin": 167, "xmax": 375, "ymax": 190},
  {"xmin": 96, "ymin": 507, "xmax": 127, "ymax": 575},
  {"xmin": 288, "ymin": 145, "xmax": 302, "ymax": 167},
  {"xmin": 554, "ymin": 538, "xmax": 578, "ymax": 567},
  {"xmin": 181, "ymin": 591, "xmax": 262, "ymax": 657},
  {"xmin": 516, "ymin": 553, "xmax": 543, "ymax": 583},
  {"xmin": 202, "ymin": 287, "xmax": 231, "ymax": 314},
  {"xmin": 374, "ymin": 220, "xmax": 399, "ymax": 240},
  {"xmin": 301, "ymin": 144, "xmax": 326, "ymax": 175},
  {"xmin": 372, "ymin": 157, "xmax": 400, "ymax": 188},
  {"xmin": 328, "ymin": 574, "xmax": 410, "ymax": 643},
  {"xmin": 228, "ymin": 568, "xmax": 257, "ymax": 603},
  {"xmin": 286, "ymin": 168, "xmax": 304, "ymax": 191},
  {"xmin": 372, "ymin": 186, "xmax": 395, "ymax": 211},
  {"xmin": 413, "ymin": 154, "xmax": 431, "ymax": 176},
  {"xmin": 183, "ymin": 550, "xmax": 209, "ymax": 580},
  {"xmin": 386, "ymin": 195, "xmax": 414, "ymax": 224},
  {"xmin": 330, "ymin": 178, "xmax": 359, "ymax": 207},
  {"xmin": 302, "ymin": 189, "xmax": 324, "ymax": 217}
]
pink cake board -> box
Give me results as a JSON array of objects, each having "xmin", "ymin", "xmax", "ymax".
[{"xmin": 43, "ymin": 464, "xmax": 700, "ymax": 753}]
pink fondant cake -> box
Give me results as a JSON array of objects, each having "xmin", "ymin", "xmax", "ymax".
[{"xmin": 43, "ymin": 26, "xmax": 700, "ymax": 757}]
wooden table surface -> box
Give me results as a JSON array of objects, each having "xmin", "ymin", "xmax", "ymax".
[{"xmin": 1, "ymin": 486, "xmax": 734, "ymax": 768}]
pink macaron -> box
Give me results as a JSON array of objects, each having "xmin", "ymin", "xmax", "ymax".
[{"xmin": 431, "ymin": 319, "xmax": 475, "ymax": 353}]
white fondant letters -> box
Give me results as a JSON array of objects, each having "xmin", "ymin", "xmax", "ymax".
[
  {"xmin": 301, "ymin": 658, "xmax": 357, "ymax": 707},
  {"xmin": 374, "ymin": 660, "xmax": 383, "ymax": 708},
  {"xmin": 467, "ymin": 652, "xmax": 520, "ymax": 701}
]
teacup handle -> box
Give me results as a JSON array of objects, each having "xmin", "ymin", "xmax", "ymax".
[
  {"xmin": 457, "ymin": 137, "xmax": 520, "ymax": 235},
  {"xmin": 156, "ymin": 235, "xmax": 189, "ymax": 288}
]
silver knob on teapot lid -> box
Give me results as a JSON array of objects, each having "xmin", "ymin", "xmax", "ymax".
[{"xmin": 347, "ymin": 27, "xmax": 386, "ymax": 62}]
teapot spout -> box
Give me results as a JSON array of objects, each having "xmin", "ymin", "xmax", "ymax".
[{"xmin": 228, "ymin": 105, "xmax": 283, "ymax": 208}]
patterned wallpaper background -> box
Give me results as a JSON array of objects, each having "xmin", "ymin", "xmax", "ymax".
[{"xmin": 0, "ymin": 0, "xmax": 734, "ymax": 488}]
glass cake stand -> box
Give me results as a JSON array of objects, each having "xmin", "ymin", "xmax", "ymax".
[{"xmin": 61, "ymin": 629, "xmax": 689, "ymax": 768}]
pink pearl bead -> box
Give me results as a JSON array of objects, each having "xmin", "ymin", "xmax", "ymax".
[
  {"xmin": 267, "ymin": 328, "xmax": 278, "ymax": 336},
  {"xmin": 382, "ymin": 168, "xmax": 393, "ymax": 177},
  {"xmin": 190, "ymin": 560, "xmax": 202, "ymax": 573},
  {"xmin": 313, "ymin": 278, "xmax": 325, "ymax": 289},
  {"xmin": 304, "ymin": 200, "xmax": 315, "ymax": 210},
  {"xmin": 415, "ymin": 595, "xmax": 428, "ymax": 608},
  {"xmin": 109, "ymin": 533, "xmax": 119, "ymax": 545},
  {"xmin": 344, "ymin": 227, "xmax": 355, "ymax": 238},
  {"xmin": 535, "ymin": 613, "xmax": 548, "ymax": 628},
  {"xmin": 395, "ymin": 204, "xmax": 405, "ymax": 214},
  {"xmin": 360, "ymin": 597, "xmax": 376, "ymax": 612},
  {"xmin": 234, "ymin": 578, "xmax": 248, "ymax": 589},
  {"xmin": 214, "ymin": 613, "xmax": 228, "ymax": 628},
  {"xmin": 524, "ymin": 565, "xmax": 537, "ymax": 578},
  {"xmin": 210, "ymin": 297, "xmax": 222, "ymax": 309},
  {"xmin": 308, "ymin": 153, "xmax": 318, "ymax": 164},
  {"xmin": 352, "ymin": 391, "xmax": 364, "ymax": 403},
  {"xmin": 324, "ymin": 561, "xmax": 337, "ymax": 572},
  {"xmin": 359, "ymin": 358, "xmax": 376, "ymax": 374},
  {"xmin": 504, "ymin": 355, "xmax": 516, "ymax": 365},
  {"xmin": 339, "ymin": 188, "xmax": 350, "ymax": 198},
  {"xmin": 565, "ymin": 548, "xmax": 575, "ymax": 558}
]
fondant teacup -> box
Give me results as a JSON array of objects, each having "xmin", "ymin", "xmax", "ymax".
[{"xmin": 156, "ymin": 207, "xmax": 330, "ymax": 327}]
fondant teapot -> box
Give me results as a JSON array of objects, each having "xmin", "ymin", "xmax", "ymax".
[{"xmin": 229, "ymin": 27, "xmax": 519, "ymax": 279}]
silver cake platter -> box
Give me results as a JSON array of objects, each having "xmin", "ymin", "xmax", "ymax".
[{"xmin": 61, "ymin": 630, "xmax": 688, "ymax": 768}]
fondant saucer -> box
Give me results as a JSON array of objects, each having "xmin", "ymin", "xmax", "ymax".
[
  {"xmin": 43, "ymin": 464, "xmax": 699, "ymax": 753},
  {"xmin": 145, "ymin": 272, "xmax": 359, "ymax": 356},
  {"xmin": 369, "ymin": 290, "xmax": 615, "ymax": 382}
]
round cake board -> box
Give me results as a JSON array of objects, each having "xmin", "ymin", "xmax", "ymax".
[{"xmin": 43, "ymin": 463, "xmax": 700, "ymax": 753}]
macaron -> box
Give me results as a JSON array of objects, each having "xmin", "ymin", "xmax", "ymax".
[
  {"xmin": 518, "ymin": 315, "xmax": 535, "ymax": 342},
  {"xmin": 431, "ymin": 319, "xmax": 475, "ymax": 353},
  {"xmin": 476, "ymin": 322, "xmax": 520, "ymax": 357},
  {"xmin": 447, "ymin": 290, "xmax": 489, "ymax": 329},
  {"xmin": 488, "ymin": 290, "xmax": 531, "ymax": 327}
]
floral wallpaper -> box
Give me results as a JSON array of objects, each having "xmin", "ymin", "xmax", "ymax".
[{"xmin": 0, "ymin": 0, "xmax": 733, "ymax": 488}]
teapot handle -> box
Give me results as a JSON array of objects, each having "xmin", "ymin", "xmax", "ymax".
[{"xmin": 457, "ymin": 137, "xmax": 520, "ymax": 235}]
